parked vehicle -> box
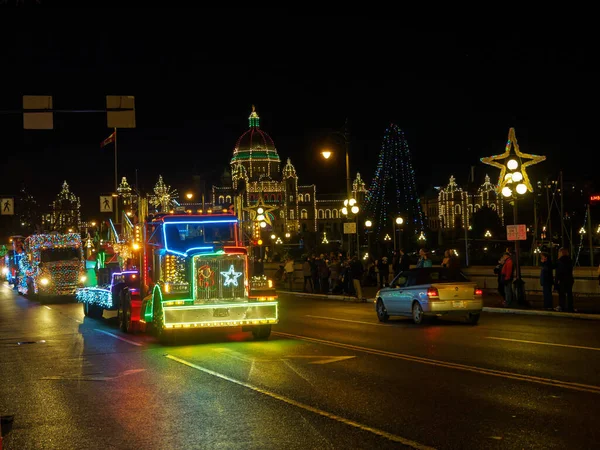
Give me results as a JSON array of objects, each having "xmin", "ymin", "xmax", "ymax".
[{"xmin": 375, "ymin": 267, "xmax": 483, "ymax": 325}]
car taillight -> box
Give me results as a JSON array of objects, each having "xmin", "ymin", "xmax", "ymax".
[
  {"xmin": 427, "ymin": 287, "xmax": 439, "ymax": 298},
  {"xmin": 474, "ymin": 288, "xmax": 483, "ymax": 296}
]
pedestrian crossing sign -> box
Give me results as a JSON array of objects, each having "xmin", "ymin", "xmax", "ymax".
[
  {"xmin": 1, "ymin": 198, "xmax": 14, "ymax": 215},
  {"xmin": 100, "ymin": 196, "xmax": 113, "ymax": 212}
]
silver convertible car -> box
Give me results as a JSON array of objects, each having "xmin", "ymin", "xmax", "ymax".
[{"xmin": 375, "ymin": 267, "xmax": 483, "ymax": 325}]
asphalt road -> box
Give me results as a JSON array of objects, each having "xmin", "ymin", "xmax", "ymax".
[{"xmin": 1, "ymin": 284, "xmax": 599, "ymax": 449}]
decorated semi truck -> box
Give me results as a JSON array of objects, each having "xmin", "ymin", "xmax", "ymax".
[
  {"xmin": 18, "ymin": 233, "xmax": 86, "ymax": 300},
  {"xmin": 76, "ymin": 212, "xmax": 278, "ymax": 342}
]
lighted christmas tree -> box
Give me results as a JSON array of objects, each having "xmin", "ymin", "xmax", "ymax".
[
  {"xmin": 364, "ymin": 124, "xmax": 424, "ymax": 237},
  {"xmin": 150, "ymin": 175, "xmax": 177, "ymax": 212}
]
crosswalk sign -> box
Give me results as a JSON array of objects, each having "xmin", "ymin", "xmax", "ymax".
[
  {"xmin": 1, "ymin": 198, "xmax": 14, "ymax": 215},
  {"xmin": 100, "ymin": 196, "xmax": 113, "ymax": 212}
]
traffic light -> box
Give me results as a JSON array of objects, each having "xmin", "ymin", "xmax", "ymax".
[{"xmin": 257, "ymin": 239, "xmax": 263, "ymax": 246}]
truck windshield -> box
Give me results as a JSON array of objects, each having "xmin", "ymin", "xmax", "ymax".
[
  {"xmin": 164, "ymin": 222, "xmax": 236, "ymax": 253},
  {"xmin": 40, "ymin": 248, "xmax": 80, "ymax": 263}
]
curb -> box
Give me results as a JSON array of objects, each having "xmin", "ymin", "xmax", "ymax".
[
  {"xmin": 277, "ymin": 290, "xmax": 371, "ymax": 303},
  {"xmin": 279, "ymin": 290, "xmax": 600, "ymax": 319},
  {"xmin": 482, "ymin": 307, "xmax": 600, "ymax": 320}
]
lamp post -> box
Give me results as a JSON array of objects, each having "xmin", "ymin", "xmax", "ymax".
[
  {"xmin": 365, "ymin": 220, "xmax": 372, "ymax": 258},
  {"xmin": 501, "ymin": 160, "xmax": 530, "ymax": 304},
  {"xmin": 394, "ymin": 216, "xmax": 404, "ymax": 251},
  {"xmin": 341, "ymin": 198, "xmax": 360, "ymax": 257},
  {"xmin": 481, "ymin": 127, "xmax": 546, "ymax": 306},
  {"xmin": 321, "ymin": 119, "xmax": 353, "ymax": 255}
]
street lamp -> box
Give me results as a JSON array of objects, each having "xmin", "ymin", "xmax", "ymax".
[
  {"xmin": 186, "ymin": 192, "xmax": 193, "ymax": 200},
  {"xmin": 321, "ymin": 120, "xmax": 353, "ymax": 254},
  {"xmin": 394, "ymin": 216, "xmax": 404, "ymax": 251},
  {"xmin": 342, "ymin": 198, "xmax": 360, "ymax": 257},
  {"xmin": 501, "ymin": 159, "xmax": 530, "ymax": 304},
  {"xmin": 482, "ymin": 128, "xmax": 546, "ymax": 306},
  {"xmin": 365, "ymin": 220, "xmax": 372, "ymax": 257}
]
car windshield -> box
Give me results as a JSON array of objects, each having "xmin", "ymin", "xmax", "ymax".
[
  {"xmin": 164, "ymin": 222, "xmax": 236, "ymax": 253},
  {"xmin": 40, "ymin": 248, "xmax": 80, "ymax": 263}
]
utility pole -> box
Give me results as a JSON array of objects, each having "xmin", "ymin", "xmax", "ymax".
[
  {"xmin": 587, "ymin": 203, "xmax": 594, "ymax": 267},
  {"xmin": 560, "ymin": 171, "xmax": 565, "ymax": 249}
]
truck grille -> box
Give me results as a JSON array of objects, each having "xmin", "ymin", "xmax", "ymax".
[{"xmin": 193, "ymin": 254, "xmax": 246, "ymax": 302}]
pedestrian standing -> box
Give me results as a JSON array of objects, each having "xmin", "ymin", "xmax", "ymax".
[
  {"xmin": 349, "ymin": 256, "xmax": 364, "ymax": 301},
  {"xmin": 554, "ymin": 247, "xmax": 574, "ymax": 312},
  {"xmin": 539, "ymin": 252, "xmax": 554, "ymax": 310},
  {"xmin": 284, "ymin": 257, "xmax": 295, "ymax": 292},
  {"xmin": 500, "ymin": 252, "xmax": 514, "ymax": 307},
  {"xmin": 302, "ymin": 257, "xmax": 313, "ymax": 292}
]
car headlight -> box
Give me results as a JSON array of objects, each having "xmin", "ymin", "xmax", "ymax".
[
  {"xmin": 40, "ymin": 277, "xmax": 49, "ymax": 286},
  {"xmin": 80, "ymin": 275, "xmax": 87, "ymax": 283}
]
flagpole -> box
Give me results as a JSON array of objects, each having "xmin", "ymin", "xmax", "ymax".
[{"xmin": 114, "ymin": 127, "xmax": 118, "ymax": 224}]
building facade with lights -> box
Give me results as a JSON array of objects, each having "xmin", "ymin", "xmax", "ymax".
[
  {"xmin": 421, "ymin": 174, "xmax": 504, "ymax": 232},
  {"xmin": 42, "ymin": 181, "xmax": 82, "ymax": 233},
  {"xmin": 208, "ymin": 106, "xmax": 367, "ymax": 244}
]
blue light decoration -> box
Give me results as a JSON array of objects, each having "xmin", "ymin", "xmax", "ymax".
[
  {"xmin": 75, "ymin": 287, "xmax": 112, "ymax": 309},
  {"xmin": 161, "ymin": 219, "xmax": 237, "ymax": 257},
  {"xmin": 76, "ymin": 270, "xmax": 139, "ymax": 309},
  {"xmin": 364, "ymin": 124, "xmax": 425, "ymax": 237},
  {"xmin": 220, "ymin": 264, "xmax": 243, "ymax": 287}
]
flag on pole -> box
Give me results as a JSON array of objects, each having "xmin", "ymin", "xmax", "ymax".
[{"xmin": 101, "ymin": 131, "xmax": 116, "ymax": 148}]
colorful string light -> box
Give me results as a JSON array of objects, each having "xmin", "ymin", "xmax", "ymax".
[{"xmin": 364, "ymin": 125, "xmax": 425, "ymax": 237}]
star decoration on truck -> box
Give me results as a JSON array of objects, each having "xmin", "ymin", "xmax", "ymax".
[{"xmin": 221, "ymin": 264, "xmax": 243, "ymax": 287}]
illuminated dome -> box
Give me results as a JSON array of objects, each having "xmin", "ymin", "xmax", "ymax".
[{"xmin": 230, "ymin": 106, "xmax": 281, "ymax": 180}]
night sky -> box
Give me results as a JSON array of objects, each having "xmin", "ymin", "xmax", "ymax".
[{"xmin": 1, "ymin": 14, "xmax": 598, "ymax": 221}]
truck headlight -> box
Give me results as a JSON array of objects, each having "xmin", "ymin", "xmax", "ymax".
[
  {"xmin": 1, "ymin": 267, "xmax": 8, "ymax": 275},
  {"xmin": 40, "ymin": 278, "xmax": 49, "ymax": 286},
  {"xmin": 80, "ymin": 275, "xmax": 87, "ymax": 283}
]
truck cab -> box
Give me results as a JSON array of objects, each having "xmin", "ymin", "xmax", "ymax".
[
  {"xmin": 19, "ymin": 233, "xmax": 86, "ymax": 300},
  {"xmin": 138, "ymin": 213, "xmax": 278, "ymax": 341}
]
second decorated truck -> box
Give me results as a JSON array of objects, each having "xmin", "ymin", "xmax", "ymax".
[{"xmin": 76, "ymin": 212, "xmax": 278, "ymax": 342}]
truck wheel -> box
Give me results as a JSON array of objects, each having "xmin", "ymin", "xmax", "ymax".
[
  {"xmin": 84, "ymin": 303, "xmax": 103, "ymax": 319},
  {"xmin": 118, "ymin": 290, "xmax": 132, "ymax": 333},
  {"xmin": 252, "ymin": 325, "xmax": 271, "ymax": 340}
]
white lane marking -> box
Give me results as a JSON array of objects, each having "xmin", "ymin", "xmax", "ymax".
[
  {"xmin": 94, "ymin": 329, "xmax": 142, "ymax": 346},
  {"xmin": 486, "ymin": 336, "xmax": 600, "ymax": 352},
  {"xmin": 166, "ymin": 354, "xmax": 434, "ymax": 450},
  {"xmin": 273, "ymin": 331, "xmax": 600, "ymax": 395},
  {"xmin": 44, "ymin": 306, "xmax": 52, "ymax": 310},
  {"xmin": 306, "ymin": 314, "xmax": 389, "ymax": 327}
]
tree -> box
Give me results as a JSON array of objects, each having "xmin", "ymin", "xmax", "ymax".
[
  {"xmin": 471, "ymin": 206, "xmax": 504, "ymax": 239},
  {"xmin": 364, "ymin": 124, "xmax": 424, "ymax": 239}
]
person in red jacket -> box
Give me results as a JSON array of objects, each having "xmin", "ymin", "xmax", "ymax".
[{"xmin": 500, "ymin": 252, "xmax": 514, "ymax": 307}]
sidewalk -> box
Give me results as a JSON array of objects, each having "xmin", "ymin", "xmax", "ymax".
[{"xmin": 278, "ymin": 286, "xmax": 600, "ymax": 320}]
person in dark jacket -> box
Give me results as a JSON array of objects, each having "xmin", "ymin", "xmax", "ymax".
[
  {"xmin": 349, "ymin": 256, "xmax": 364, "ymax": 301},
  {"xmin": 377, "ymin": 256, "xmax": 389, "ymax": 288},
  {"xmin": 554, "ymin": 247, "xmax": 574, "ymax": 312},
  {"xmin": 539, "ymin": 252, "xmax": 554, "ymax": 310},
  {"xmin": 397, "ymin": 248, "xmax": 411, "ymax": 273}
]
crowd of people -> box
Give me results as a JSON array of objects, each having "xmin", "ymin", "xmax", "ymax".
[{"xmin": 263, "ymin": 247, "xmax": 460, "ymax": 301}]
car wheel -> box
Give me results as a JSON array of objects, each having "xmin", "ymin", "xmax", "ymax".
[
  {"xmin": 466, "ymin": 312, "xmax": 480, "ymax": 325},
  {"xmin": 376, "ymin": 299, "xmax": 389, "ymax": 322},
  {"xmin": 412, "ymin": 302, "xmax": 424, "ymax": 324}
]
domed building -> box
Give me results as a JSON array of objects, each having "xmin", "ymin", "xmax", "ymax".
[{"xmin": 209, "ymin": 106, "xmax": 366, "ymax": 244}]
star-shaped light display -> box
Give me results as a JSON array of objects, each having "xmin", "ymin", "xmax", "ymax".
[
  {"xmin": 220, "ymin": 264, "xmax": 243, "ymax": 287},
  {"xmin": 243, "ymin": 195, "xmax": 278, "ymax": 225},
  {"xmin": 480, "ymin": 128, "xmax": 546, "ymax": 194}
]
